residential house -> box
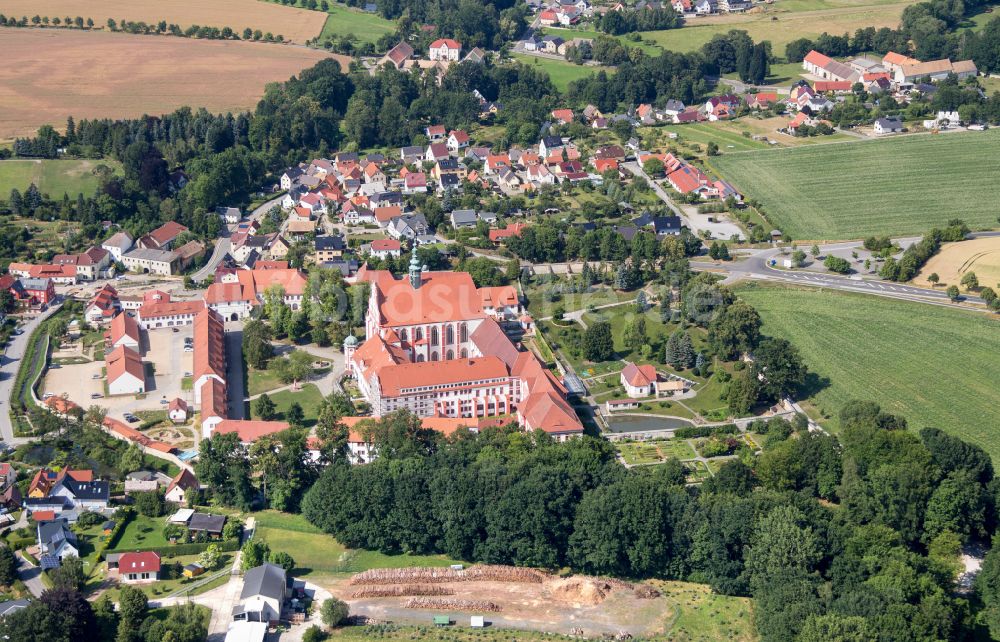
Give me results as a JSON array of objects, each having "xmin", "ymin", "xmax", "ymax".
[
  {"xmin": 447, "ymin": 130, "xmax": 470, "ymax": 152},
  {"xmin": 489, "ymin": 223, "xmax": 528, "ymax": 244},
  {"xmin": 424, "ymin": 125, "xmax": 446, "ymax": 141},
  {"xmin": 895, "ymin": 58, "xmax": 978, "ymax": 84},
  {"xmin": 168, "ymin": 398, "xmax": 189, "ymax": 424},
  {"xmin": 20, "ymin": 278, "xmax": 57, "ymax": 308},
  {"xmin": 233, "ymin": 563, "xmax": 288, "ymax": 625},
  {"xmin": 119, "ymin": 552, "xmax": 161, "ymax": 583},
  {"xmin": 538, "ymin": 136, "xmax": 564, "ymax": 158},
  {"xmin": 403, "ymin": 172, "xmax": 428, "ymax": 194},
  {"xmin": 368, "ymin": 239, "xmax": 403, "ymax": 260},
  {"xmin": 217, "ymin": 207, "xmax": 242, "ymax": 224},
  {"xmin": 37, "ymin": 519, "xmax": 78, "ymax": 568},
  {"xmin": 187, "ymin": 513, "xmax": 227, "ymax": 539},
  {"xmin": 428, "ymin": 39, "xmax": 462, "ymax": 61},
  {"xmin": 874, "ymin": 116, "xmax": 903, "ymax": 135},
  {"xmin": 165, "ymin": 469, "xmax": 199, "ymax": 504},
  {"xmin": 102, "ymin": 231, "xmax": 134, "ymax": 262},
  {"xmin": 387, "ymin": 213, "xmax": 430, "ymax": 240},
  {"xmin": 694, "ymin": 0, "xmax": 716, "ymax": 14},
  {"xmin": 52, "ymin": 247, "xmax": 112, "ymax": 281},
  {"xmin": 314, "ymin": 235, "xmax": 348, "ymax": 263},
  {"xmin": 621, "ymin": 362, "xmax": 657, "ymax": 397},
  {"xmin": 450, "ymin": 209, "xmax": 480, "ymax": 228},
  {"xmin": 425, "ymin": 143, "xmax": 450, "ymax": 163},
  {"xmin": 280, "ymin": 167, "xmax": 304, "ymax": 190},
  {"xmin": 138, "ymin": 221, "xmax": 188, "ymax": 251},
  {"xmin": 551, "ymin": 109, "xmax": 574, "ymax": 125}
]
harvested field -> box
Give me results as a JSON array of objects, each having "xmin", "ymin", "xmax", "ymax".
[
  {"xmin": 914, "ymin": 236, "xmax": 1000, "ymax": 289},
  {"xmin": 1, "ymin": 0, "xmax": 326, "ymax": 43},
  {"xmin": 0, "ymin": 30, "xmax": 348, "ymax": 139}
]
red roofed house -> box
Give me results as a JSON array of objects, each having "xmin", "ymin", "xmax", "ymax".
[
  {"xmin": 489, "ymin": 223, "xmax": 528, "ymax": 245},
  {"xmin": 428, "ymin": 38, "xmax": 462, "ymax": 61},
  {"xmin": 621, "ymin": 361, "xmax": 658, "ymax": 397},
  {"xmin": 138, "ymin": 221, "xmax": 188, "ymax": 250},
  {"xmin": 380, "ymin": 41, "xmax": 415, "ymax": 69},
  {"xmin": 165, "ymin": 469, "xmax": 199, "ymax": 504},
  {"xmin": 168, "ymin": 398, "xmax": 189, "ymax": 424},
  {"xmin": 85, "ymin": 284, "xmax": 120, "ymax": 325},
  {"xmin": 369, "ymin": 239, "xmax": 402, "ymax": 260},
  {"xmin": 214, "ymin": 420, "xmax": 291, "ymax": 444},
  {"xmin": 118, "ymin": 551, "xmax": 161, "ymax": 583},
  {"xmin": 539, "ymin": 9, "xmax": 559, "ymax": 24},
  {"xmin": 404, "ymin": 172, "xmax": 427, "ymax": 194},
  {"xmin": 667, "ymin": 164, "xmax": 710, "ymax": 195},
  {"xmin": 424, "ymin": 124, "xmax": 446, "ymax": 141},
  {"xmin": 447, "ymin": 130, "xmax": 470, "ymax": 152},
  {"xmin": 106, "ymin": 345, "xmax": 145, "ymax": 395},
  {"xmin": 551, "ymin": 109, "xmax": 574, "ymax": 125},
  {"xmin": 813, "ymin": 80, "xmax": 853, "ymax": 93},
  {"xmin": 745, "ymin": 92, "xmax": 778, "ymax": 109}
]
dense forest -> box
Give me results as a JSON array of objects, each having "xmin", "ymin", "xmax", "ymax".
[{"xmin": 298, "ymin": 402, "xmax": 999, "ymax": 641}]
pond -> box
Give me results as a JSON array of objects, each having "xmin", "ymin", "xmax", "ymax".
[{"xmin": 604, "ymin": 414, "xmax": 694, "ymax": 433}]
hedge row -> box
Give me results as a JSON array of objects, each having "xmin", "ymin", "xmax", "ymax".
[{"xmin": 674, "ymin": 423, "xmax": 739, "ymax": 439}]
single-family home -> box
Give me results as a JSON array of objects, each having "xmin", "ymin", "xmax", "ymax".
[
  {"xmin": 217, "ymin": 207, "xmax": 242, "ymax": 224},
  {"xmin": 106, "ymin": 345, "xmax": 146, "ymax": 395},
  {"xmin": 424, "ymin": 125, "xmax": 447, "ymax": 141},
  {"xmin": 233, "ymin": 563, "xmax": 288, "ymax": 625},
  {"xmin": 380, "ymin": 41, "xmax": 414, "ymax": 69},
  {"xmin": 621, "ymin": 362, "xmax": 658, "ymax": 397},
  {"xmin": 168, "ymin": 398, "xmax": 189, "ymax": 424},
  {"xmin": 165, "ymin": 469, "xmax": 200, "ymax": 504},
  {"xmin": 447, "ymin": 130, "xmax": 470, "ymax": 152},
  {"xmin": 37, "ymin": 519, "xmax": 78, "ymax": 568},
  {"xmin": 874, "ymin": 116, "xmax": 903, "ymax": 135},
  {"xmin": 368, "ymin": 239, "xmax": 403, "ymax": 260},
  {"xmin": 118, "ymin": 552, "xmax": 161, "ymax": 583},
  {"xmin": 428, "ymin": 39, "xmax": 462, "ymax": 61}
]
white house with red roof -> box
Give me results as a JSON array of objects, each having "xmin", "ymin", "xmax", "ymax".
[
  {"xmin": 621, "ymin": 361, "xmax": 658, "ymax": 397},
  {"xmin": 428, "ymin": 38, "xmax": 462, "ymax": 61},
  {"xmin": 119, "ymin": 551, "xmax": 161, "ymax": 583},
  {"xmin": 446, "ymin": 130, "xmax": 470, "ymax": 152},
  {"xmin": 367, "ymin": 239, "xmax": 402, "ymax": 260},
  {"xmin": 106, "ymin": 345, "xmax": 145, "ymax": 396}
]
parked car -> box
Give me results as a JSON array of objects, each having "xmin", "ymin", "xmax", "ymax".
[
  {"xmin": 90, "ymin": 393, "xmax": 103, "ymax": 399},
  {"xmin": 172, "ymin": 328, "xmax": 179, "ymax": 333}
]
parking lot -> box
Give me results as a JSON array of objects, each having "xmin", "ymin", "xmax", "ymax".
[{"xmin": 41, "ymin": 325, "xmax": 194, "ymax": 421}]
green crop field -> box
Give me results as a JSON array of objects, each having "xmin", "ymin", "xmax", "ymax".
[
  {"xmin": 318, "ymin": 2, "xmax": 396, "ymax": 43},
  {"xmin": 0, "ymin": 159, "xmax": 119, "ymax": 198},
  {"xmin": 512, "ymin": 54, "xmax": 613, "ymax": 92},
  {"xmin": 713, "ymin": 129, "xmax": 1000, "ymax": 240},
  {"xmin": 737, "ymin": 283, "xmax": 1000, "ymax": 459}
]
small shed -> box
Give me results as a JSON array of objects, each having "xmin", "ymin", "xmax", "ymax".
[
  {"xmin": 106, "ymin": 553, "xmax": 122, "ymax": 570},
  {"xmin": 101, "ymin": 520, "xmax": 116, "ymax": 536},
  {"xmin": 471, "ymin": 616, "xmax": 485, "ymax": 628},
  {"xmin": 183, "ymin": 563, "xmax": 205, "ymax": 579},
  {"xmin": 434, "ymin": 615, "xmax": 452, "ymax": 626}
]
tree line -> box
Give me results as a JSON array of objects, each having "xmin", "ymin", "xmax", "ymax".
[
  {"xmin": 0, "ymin": 14, "xmax": 286, "ymax": 42},
  {"xmin": 297, "ymin": 400, "xmax": 1000, "ymax": 641}
]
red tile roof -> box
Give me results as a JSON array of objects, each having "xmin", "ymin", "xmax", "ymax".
[
  {"xmin": 108, "ymin": 312, "xmax": 140, "ymax": 345},
  {"xmin": 119, "ymin": 551, "xmax": 161, "ymax": 574},
  {"xmin": 803, "ymin": 50, "xmax": 833, "ymax": 68},
  {"xmin": 377, "ymin": 356, "xmax": 510, "ymax": 397},
  {"xmin": 371, "ymin": 239, "xmax": 401, "ymax": 251},
  {"xmin": 622, "ymin": 362, "xmax": 657, "ymax": 387},
  {"xmin": 138, "ymin": 299, "xmax": 205, "ymax": 320},
  {"xmin": 430, "ymin": 38, "xmax": 461, "ymax": 49},
  {"xmin": 214, "ymin": 420, "xmax": 291, "ymax": 442},
  {"xmin": 147, "ymin": 221, "xmax": 188, "ymax": 247},
  {"xmin": 106, "ymin": 345, "xmax": 144, "ymax": 384}
]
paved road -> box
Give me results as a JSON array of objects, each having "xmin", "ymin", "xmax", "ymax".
[
  {"xmin": 693, "ymin": 233, "xmax": 1000, "ymax": 307},
  {"xmin": 0, "ymin": 304, "xmax": 63, "ymax": 446},
  {"xmin": 224, "ymin": 322, "xmax": 247, "ymax": 420},
  {"xmin": 17, "ymin": 551, "xmax": 45, "ymax": 597},
  {"xmin": 192, "ymin": 195, "xmax": 284, "ymax": 283}
]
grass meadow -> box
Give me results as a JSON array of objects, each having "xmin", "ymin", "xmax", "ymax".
[
  {"xmin": 512, "ymin": 54, "xmax": 613, "ymax": 92},
  {"xmin": 737, "ymin": 283, "xmax": 1000, "ymax": 459},
  {"xmin": 712, "ymin": 129, "xmax": 1000, "ymax": 239},
  {"xmin": 318, "ymin": 2, "xmax": 397, "ymax": 43},
  {"xmin": 0, "ymin": 159, "xmax": 119, "ymax": 198}
]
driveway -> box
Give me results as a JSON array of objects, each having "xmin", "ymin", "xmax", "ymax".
[
  {"xmin": 224, "ymin": 322, "xmax": 247, "ymax": 420},
  {"xmin": 0, "ymin": 304, "xmax": 62, "ymax": 445},
  {"xmin": 17, "ymin": 551, "xmax": 45, "ymax": 597}
]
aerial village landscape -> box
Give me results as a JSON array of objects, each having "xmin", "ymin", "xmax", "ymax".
[{"xmin": 0, "ymin": 0, "xmax": 999, "ymax": 640}]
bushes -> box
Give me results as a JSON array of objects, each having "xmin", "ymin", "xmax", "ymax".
[
  {"xmin": 675, "ymin": 424, "xmax": 739, "ymax": 439},
  {"xmin": 105, "ymin": 538, "xmax": 240, "ymax": 558}
]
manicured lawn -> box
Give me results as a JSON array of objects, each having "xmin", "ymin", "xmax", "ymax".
[
  {"xmin": 738, "ymin": 283, "xmax": 1000, "ymax": 459},
  {"xmin": 0, "ymin": 159, "xmax": 120, "ymax": 198},
  {"xmin": 247, "ymin": 366, "xmax": 286, "ymax": 397},
  {"xmin": 522, "ymin": 280, "xmax": 632, "ymax": 320},
  {"xmin": 712, "ymin": 129, "xmax": 1000, "ymax": 239},
  {"xmin": 511, "ymin": 54, "xmax": 613, "ymax": 92},
  {"xmin": 318, "ymin": 2, "xmax": 397, "ymax": 43},
  {"xmin": 112, "ymin": 514, "xmax": 170, "ymax": 550},
  {"xmin": 254, "ymin": 510, "xmax": 462, "ymax": 578},
  {"xmin": 251, "ymin": 383, "xmax": 324, "ymax": 427},
  {"xmin": 100, "ymin": 553, "xmax": 233, "ymax": 601}
]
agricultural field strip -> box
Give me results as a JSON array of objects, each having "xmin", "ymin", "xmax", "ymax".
[
  {"xmin": 0, "ymin": 0, "xmax": 327, "ymax": 42},
  {"xmin": 712, "ymin": 130, "xmax": 1000, "ymax": 239},
  {"xmin": 738, "ymin": 285, "xmax": 1000, "ymax": 459}
]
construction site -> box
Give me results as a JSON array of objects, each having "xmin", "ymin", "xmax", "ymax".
[{"xmin": 334, "ymin": 565, "xmax": 670, "ymax": 637}]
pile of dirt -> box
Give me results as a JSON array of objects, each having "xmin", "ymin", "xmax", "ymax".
[{"xmin": 547, "ymin": 577, "xmax": 612, "ymax": 606}]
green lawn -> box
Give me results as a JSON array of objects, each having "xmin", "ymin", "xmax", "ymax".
[
  {"xmin": 511, "ymin": 54, "xmax": 613, "ymax": 92},
  {"xmin": 658, "ymin": 122, "xmax": 773, "ymax": 152},
  {"xmin": 318, "ymin": 2, "xmax": 396, "ymax": 43},
  {"xmin": 254, "ymin": 511, "xmax": 462, "ymax": 578},
  {"xmin": 113, "ymin": 514, "xmax": 170, "ymax": 550},
  {"xmin": 713, "ymin": 129, "xmax": 1000, "ymax": 239},
  {"xmin": 251, "ymin": 383, "xmax": 325, "ymax": 427},
  {"xmin": 247, "ymin": 366, "xmax": 287, "ymax": 397},
  {"xmin": 539, "ymin": 27, "xmax": 663, "ymax": 56},
  {"xmin": 0, "ymin": 159, "xmax": 120, "ymax": 198},
  {"xmin": 738, "ymin": 283, "xmax": 1000, "ymax": 459}
]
